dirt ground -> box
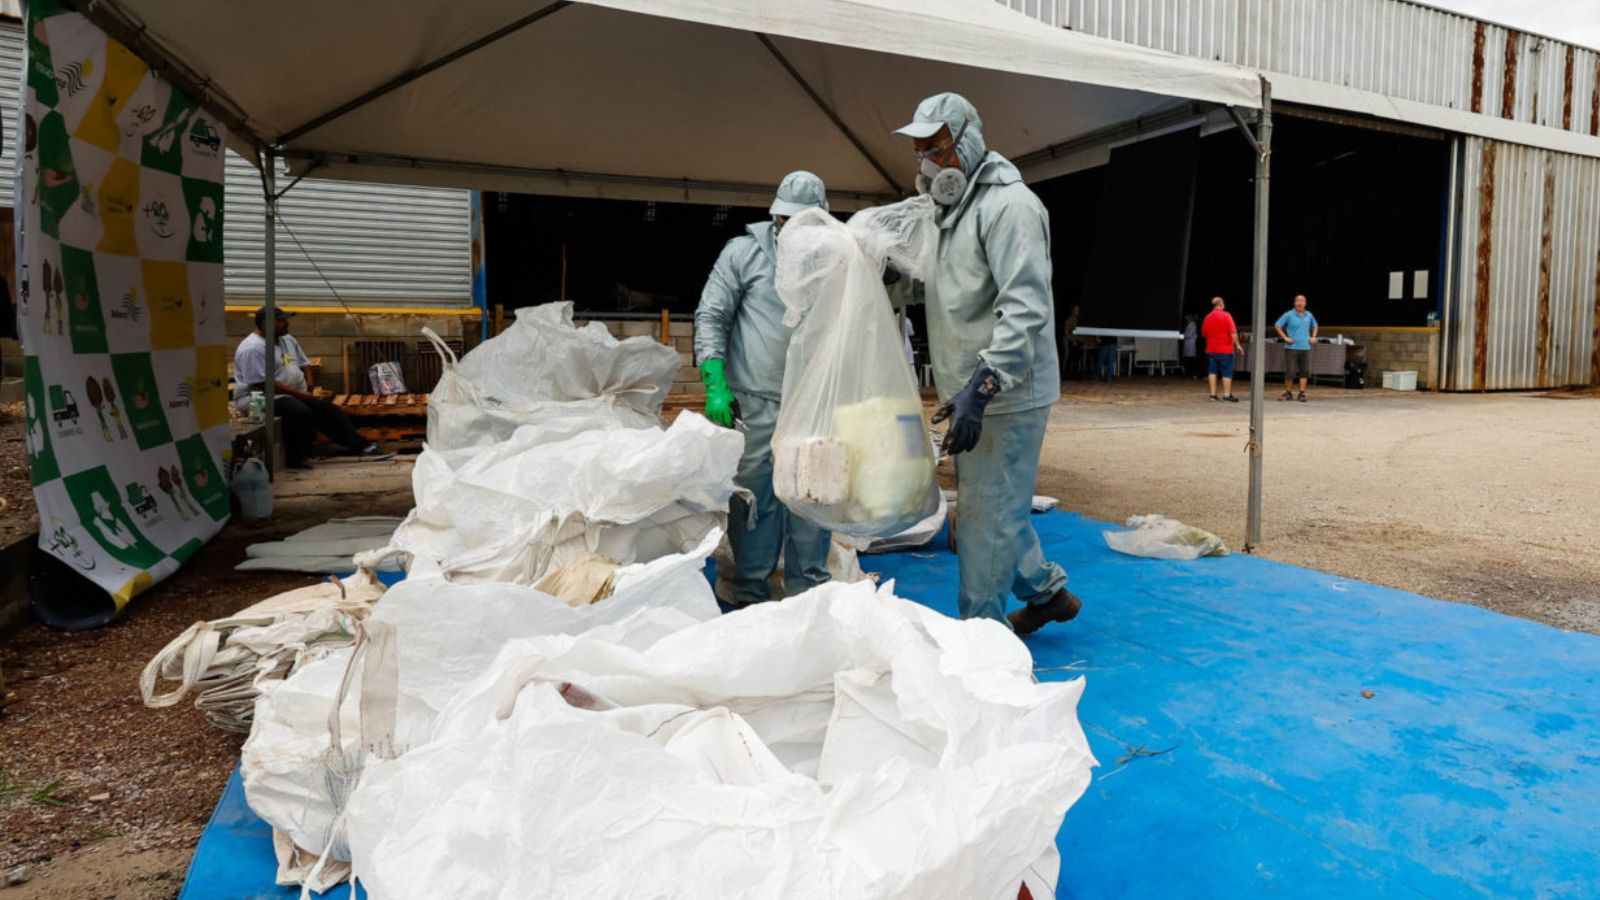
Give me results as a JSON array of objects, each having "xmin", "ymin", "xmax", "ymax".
[
  {"xmin": 1, "ymin": 404, "xmax": 38, "ymax": 548},
  {"xmin": 0, "ymin": 458, "xmax": 414, "ymax": 898},
  {"xmin": 1036, "ymin": 377, "xmax": 1600, "ymax": 634}
]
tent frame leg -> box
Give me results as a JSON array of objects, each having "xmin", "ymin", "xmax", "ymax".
[
  {"xmin": 1243, "ymin": 78, "xmax": 1272, "ymax": 551},
  {"xmin": 260, "ymin": 148, "xmax": 278, "ymax": 481}
]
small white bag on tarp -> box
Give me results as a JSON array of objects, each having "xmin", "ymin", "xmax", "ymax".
[
  {"xmin": 343, "ymin": 579, "xmax": 1096, "ymax": 900},
  {"xmin": 770, "ymin": 197, "xmax": 941, "ymax": 538},
  {"xmin": 423, "ymin": 301, "xmax": 677, "ymax": 452}
]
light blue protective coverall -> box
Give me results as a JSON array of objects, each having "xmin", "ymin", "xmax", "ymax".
[
  {"xmin": 898, "ymin": 93, "xmax": 1069, "ymax": 624},
  {"xmin": 695, "ymin": 217, "xmax": 831, "ymax": 605}
]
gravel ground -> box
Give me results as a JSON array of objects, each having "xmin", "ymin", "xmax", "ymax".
[
  {"xmin": 0, "ymin": 460, "xmax": 415, "ymax": 897},
  {"xmin": 1035, "ymin": 377, "xmax": 1600, "ymax": 634}
]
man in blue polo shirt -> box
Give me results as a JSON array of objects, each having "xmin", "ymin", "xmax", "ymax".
[{"xmin": 1274, "ymin": 294, "xmax": 1319, "ymax": 402}]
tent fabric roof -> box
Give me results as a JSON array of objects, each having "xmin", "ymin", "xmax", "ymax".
[{"xmin": 99, "ymin": 0, "xmax": 1263, "ymax": 203}]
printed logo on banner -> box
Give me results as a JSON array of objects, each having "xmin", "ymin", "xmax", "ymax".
[
  {"xmin": 56, "ymin": 138, "xmax": 110, "ymax": 249},
  {"xmin": 36, "ymin": 112, "xmax": 79, "ymax": 239},
  {"xmin": 96, "ymin": 157, "xmax": 140, "ymax": 256},
  {"xmin": 116, "ymin": 73, "xmax": 170, "ymax": 161},
  {"xmin": 192, "ymin": 344, "xmax": 230, "ymax": 430},
  {"xmin": 61, "ymin": 466, "xmax": 164, "ymax": 569},
  {"xmin": 154, "ymin": 463, "xmax": 196, "ymax": 521},
  {"xmin": 35, "ymin": 248, "xmax": 67, "ymax": 339},
  {"xmin": 22, "ymin": 357, "xmax": 62, "ymax": 485},
  {"xmin": 28, "ymin": 14, "xmax": 62, "ymax": 109},
  {"xmin": 72, "ymin": 40, "xmax": 148, "ymax": 154},
  {"xmin": 173, "ymin": 433, "xmax": 230, "ymax": 522},
  {"xmin": 59, "ymin": 245, "xmax": 109, "ymax": 354},
  {"xmin": 142, "ymin": 260, "xmax": 194, "ymax": 349},
  {"xmin": 183, "ymin": 178, "xmax": 223, "ymax": 264},
  {"xmin": 44, "ymin": 518, "xmax": 97, "ymax": 573},
  {"xmin": 141, "ymin": 86, "xmax": 198, "ymax": 175},
  {"xmin": 109, "ymin": 352, "xmax": 173, "ymax": 450},
  {"xmin": 46, "ymin": 382, "xmax": 83, "ymax": 438},
  {"xmin": 124, "ymin": 479, "xmax": 162, "ymax": 525},
  {"xmin": 139, "ymin": 170, "xmax": 190, "ymax": 260}
]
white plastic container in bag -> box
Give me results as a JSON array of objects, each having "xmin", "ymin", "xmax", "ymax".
[
  {"xmin": 232, "ymin": 457, "xmax": 272, "ymax": 521},
  {"xmin": 771, "ymin": 197, "xmax": 941, "ymax": 537}
]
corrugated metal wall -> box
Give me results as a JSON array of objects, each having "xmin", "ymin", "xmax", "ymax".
[
  {"xmin": 223, "ymin": 152, "xmax": 472, "ymax": 305},
  {"xmin": 1449, "ymin": 137, "xmax": 1600, "ymax": 389},
  {"xmin": 999, "ymin": 0, "xmax": 1600, "ymax": 138},
  {"xmin": 0, "ymin": 19, "xmax": 23, "ymax": 208}
]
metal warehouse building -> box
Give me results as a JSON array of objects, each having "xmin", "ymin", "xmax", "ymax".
[{"xmin": 994, "ymin": 0, "xmax": 1600, "ymax": 390}]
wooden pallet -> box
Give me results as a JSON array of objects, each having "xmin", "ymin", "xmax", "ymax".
[{"xmin": 330, "ymin": 393, "xmax": 429, "ymax": 418}]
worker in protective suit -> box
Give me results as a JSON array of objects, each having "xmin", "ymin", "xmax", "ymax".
[
  {"xmin": 892, "ymin": 92, "xmax": 1084, "ymax": 634},
  {"xmin": 695, "ymin": 171, "xmax": 833, "ymax": 607}
]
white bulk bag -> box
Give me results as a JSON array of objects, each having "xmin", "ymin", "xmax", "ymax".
[
  {"xmin": 771, "ymin": 198, "xmax": 941, "ymax": 537},
  {"xmin": 386, "ymin": 412, "xmax": 743, "ymax": 584},
  {"xmin": 241, "ymin": 531, "xmax": 724, "ymax": 889},
  {"xmin": 424, "ymin": 301, "xmax": 677, "ymax": 451},
  {"xmin": 344, "ymin": 580, "xmax": 1096, "ymax": 900}
]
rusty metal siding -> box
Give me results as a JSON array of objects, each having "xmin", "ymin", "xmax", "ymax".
[
  {"xmin": 1005, "ymin": 0, "xmax": 1600, "ymax": 137},
  {"xmin": 1450, "ymin": 137, "xmax": 1600, "ymax": 389}
]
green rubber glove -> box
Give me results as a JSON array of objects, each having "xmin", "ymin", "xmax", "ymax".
[{"xmin": 700, "ymin": 358, "xmax": 736, "ymax": 428}]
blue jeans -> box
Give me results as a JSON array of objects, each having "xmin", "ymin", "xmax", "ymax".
[
  {"xmin": 1095, "ymin": 344, "xmax": 1117, "ymax": 382},
  {"xmin": 728, "ymin": 391, "xmax": 832, "ymax": 605},
  {"xmin": 953, "ymin": 404, "xmax": 1069, "ymax": 624}
]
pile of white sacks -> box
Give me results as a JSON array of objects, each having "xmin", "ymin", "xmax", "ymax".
[{"xmin": 233, "ymin": 302, "xmax": 1095, "ymax": 899}]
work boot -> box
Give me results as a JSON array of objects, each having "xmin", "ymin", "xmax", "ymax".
[{"xmin": 1008, "ymin": 589, "xmax": 1084, "ymax": 636}]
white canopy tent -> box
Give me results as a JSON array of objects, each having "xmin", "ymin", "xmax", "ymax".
[{"xmin": 74, "ymin": 0, "xmax": 1276, "ymax": 544}]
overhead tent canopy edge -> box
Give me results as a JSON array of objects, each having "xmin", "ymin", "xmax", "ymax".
[{"xmin": 80, "ymin": 0, "xmax": 1264, "ymax": 205}]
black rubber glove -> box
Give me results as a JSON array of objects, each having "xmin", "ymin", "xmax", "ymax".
[{"xmin": 931, "ymin": 365, "xmax": 1001, "ymax": 456}]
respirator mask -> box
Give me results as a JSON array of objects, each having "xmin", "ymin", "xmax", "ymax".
[{"xmin": 914, "ymin": 119, "xmax": 970, "ymax": 206}]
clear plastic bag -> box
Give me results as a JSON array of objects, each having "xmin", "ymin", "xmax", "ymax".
[{"xmin": 771, "ymin": 197, "xmax": 941, "ymax": 537}]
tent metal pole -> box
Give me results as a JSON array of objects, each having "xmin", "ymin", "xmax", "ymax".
[
  {"xmin": 1245, "ymin": 78, "xmax": 1272, "ymax": 551},
  {"xmin": 261, "ymin": 149, "xmax": 278, "ymax": 478},
  {"xmin": 278, "ymin": 1, "xmax": 572, "ymax": 145},
  {"xmin": 755, "ymin": 34, "xmax": 905, "ymax": 196}
]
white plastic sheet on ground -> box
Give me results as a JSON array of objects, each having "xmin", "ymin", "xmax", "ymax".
[
  {"xmin": 1103, "ymin": 514, "xmax": 1228, "ymax": 560},
  {"xmin": 424, "ymin": 302, "xmax": 677, "ymax": 452},
  {"xmin": 344, "ymin": 579, "xmax": 1096, "ymax": 900},
  {"xmin": 771, "ymin": 198, "xmax": 941, "ymax": 538},
  {"xmin": 241, "ymin": 531, "xmax": 724, "ymax": 890},
  {"xmin": 382, "ymin": 412, "xmax": 743, "ymax": 583},
  {"xmin": 236, "ymin": 517, "xmax": 405, "ymax": 574}
]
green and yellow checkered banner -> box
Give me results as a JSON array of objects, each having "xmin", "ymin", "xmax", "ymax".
[{"xmin": 17, "ymin": 0, "xmax": 231, "ymax": 618}]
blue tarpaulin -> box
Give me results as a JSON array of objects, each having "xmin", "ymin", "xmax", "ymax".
[{"xmin": 180, "ymin": 511, "xmax": 1600, "ymax": 899}]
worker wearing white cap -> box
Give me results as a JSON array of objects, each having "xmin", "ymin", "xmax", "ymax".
[
  {"xmin": 893, "ymin": 92, "xmax": 1082, "ymax": 635},
  {"xmin": 695, "ymin": 171, "xmax": 833, "ymax": 606}
]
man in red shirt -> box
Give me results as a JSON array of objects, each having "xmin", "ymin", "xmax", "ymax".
[{"xmin": 1201, "ymin": 296, "xmax": 1243, "ymax": 402}]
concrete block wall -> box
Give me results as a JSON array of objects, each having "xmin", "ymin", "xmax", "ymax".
[
  {"xmin": 225, "ymin": 310, "xmax": 477, "ymax": 392},
  {"xmin": 1331, "ymin": 327, "xmax": 1439, "ymax": 389},
  {"xmin": 576, "ymin": 317, "xmax": 704, "ymax": 398}
]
